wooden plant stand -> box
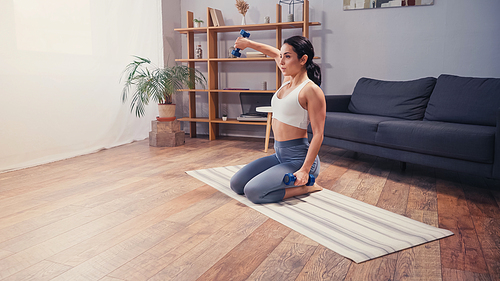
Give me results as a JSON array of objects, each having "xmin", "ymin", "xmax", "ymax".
[{"xmin": 149, "ymin": 120, "xmax": 185, "ymax": 147}]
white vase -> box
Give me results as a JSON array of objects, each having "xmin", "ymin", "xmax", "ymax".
[{"xmin": 241, "ymin": 15, "xmax": 246, "ymax": 25}]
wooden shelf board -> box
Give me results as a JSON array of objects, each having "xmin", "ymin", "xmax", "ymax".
[
  {"xmin": 175, "ymin": 22, "xmax": 320, "ymax": 33},
  {"xmin": 176, "ymin": 89, "xmax": 274, "ymax": 94},
  {"xmin": 174, "ymin": 27, "xmax": 208, "ymax": 34},
  {"xmin": 212, "ymin": 21, "xmax": 321, "ymax": 32},
  {"xmin": 176, "ymin": 89, "xmax": 209, "ymax": 92},
  {"xmin": 176, "ymin": 57, "xmax": 318, "ymax": 63},
  {"xmin": 214, "ymin": 90, "xmax": 275, "ymax": 93},
  {"xmin": 211, "ymin": 57, "xmax": 274, "ymax": 62},
  {"xmin": 175, "ymin": 59, "xmax": 208, "ymax": 62},
  {"xmin": 178, "ymin": 117, "xmax": 210, "ymax": 123},
  {"xmin": 211, "ymin": 118, "xmax": 267, "ymax": 125}
]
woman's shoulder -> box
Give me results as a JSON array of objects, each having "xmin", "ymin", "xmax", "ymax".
[{"xmin": 303, "ymin": 80, "xmax": 323, "ymax": 96}]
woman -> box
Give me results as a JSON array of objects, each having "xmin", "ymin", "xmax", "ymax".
[{"xmin": 230, "ymin": 35, "xmax": 326, "ymax": 204}]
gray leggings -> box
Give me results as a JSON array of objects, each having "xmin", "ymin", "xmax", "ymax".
[{"xmin": 230, "ymin": 138, "xmax": 320, "ymax": 204}]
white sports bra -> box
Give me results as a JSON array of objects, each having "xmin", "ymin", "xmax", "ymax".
[{"xmin": 271, "ymin": 79, "xmax": 311, "ymax": 130}]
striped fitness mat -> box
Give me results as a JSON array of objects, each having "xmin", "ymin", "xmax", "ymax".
[{"xmin": 186, "ymin": 165, "xmax": 453, "ymax": 263}]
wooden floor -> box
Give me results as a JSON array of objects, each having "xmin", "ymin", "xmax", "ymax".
[{"xmin": 0, "ymin": 137, "xmax": 499, "ymax": 281}]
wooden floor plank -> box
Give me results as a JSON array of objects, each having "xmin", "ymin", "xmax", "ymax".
[
  {"xmin": 459, "ymin": 177, "xmax": 500, "ymax": 219},
  {"xmin": 0, "ymin": 176, "xmax": 201, "ymax": 254},
  {"xmin": 407, "ymin": 165, "xmax": 438, "ymax": 212},
  {"xmin": 0, "ymin": 183, "xmax": 213, "ymax": 278},
  {"xmin": 441, "ymin": 267, "xmax": 492, "ymax": 281},
  {"xmin": 1, "ymin": 138, "xmax": 496, "ymax": 280},
  {"xmin": 344, "ymin": 159, "xmax": 404, "ymax": 281},
  {"xmin": 245, "ymin": 241, "xmax": 316, "ymax": 281},
  {"xmin": 49, "ymin": 219, "xmax": 187, "ymax": 281},
  {"xmin": 0, "ymin": 205, "xmax": 88, "ymax": 244},
  {"xmin": 46, "ymin": 185, "xmax": 220, "ymax": 267},
  {"xmin": 329, "ymin": 152, "xmax": 377, "ymax": 196},
  {"xmin": 393, "ymin": 210, "xmax": 443, "ymax": 281},
  {"xmin": 376, "ymin": 163, "xmax": 412, "ymax": 216},
  {"xmin": 1, "ymin": 260, "xmax": 72, "ymax": 281},
  {"xmin": 473, "ymin": 216, "xmax": 500, "ymax": 280},
  {"xmin": 315, "ymin": 149, "xmax": 349, "ymax": 190},
  {"xmin": 99, "ymin": 277, "xmax": 125, "ymax": 281},
  {"xmin": 295, "ymin": 245, "xmax": 352, "ymax": 281},
  {"xmin": 107, "ymin": 199, "xmax": 248, "ymax": 281},
  {"xmin": 344, "ymin": 256, "xmax": 397, "ymax": 281},
  {"xmin": 351, "ymin": 157, "xmax": 393, "ymax": 205},
  {"xmin": 0, "ymin": 176, "xmax": 143, "ymax": 231},
  {"xmin": 436, "ymin": 171, "xmax": 490, "ymax": 274},
  {"xmin": 197, "ymin": 219, "xmax": 292, "ymax": 281},
  {"xmin": 0, "ymin": 249, "xmax": 13, "ymax": 260},
  {"xmin": 147, "ymin": 208, "xmax": 268, "ymax": 281}
]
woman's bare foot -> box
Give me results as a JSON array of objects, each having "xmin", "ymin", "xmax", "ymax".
[
  {"xmin": 283, "ymin": 183, "xmax": 323, "ymax": 199},
  {"xmin": 306, "ymin": 183, "xmax": 323, "ymax": 193}
]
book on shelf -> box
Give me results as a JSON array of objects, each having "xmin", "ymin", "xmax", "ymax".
[
  {"xmin": 209, "ymin": 8, "xmax": 225, "ymax": 27},
  {"xmin": 246, "ymin": 51, "xmax": 266, "ymax": 58}
]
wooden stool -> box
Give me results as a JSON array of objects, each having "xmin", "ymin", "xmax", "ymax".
[
  {"xmin": 257, "ymin": 106, "xmax": 273, "ymax": 153},
  {"xmin": 149, "ymin": 120, "xmax": 185, "ymax": 147}
]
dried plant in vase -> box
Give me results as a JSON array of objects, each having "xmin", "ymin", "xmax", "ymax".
[{"xmin": 235, "ymin": 0, "xmax": 249, "ymax": 25}]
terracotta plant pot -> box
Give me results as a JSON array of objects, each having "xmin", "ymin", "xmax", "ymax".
[{"xmin": 157, "ymin": 104, "xmax": 176, "ymax": 122}]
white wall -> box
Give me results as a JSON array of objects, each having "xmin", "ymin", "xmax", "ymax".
[
  {"xmin": 0, "ymin": 0, "xmax": 163, "ymax": 172},
  {"xmin": 1, "ymin": 0, "xmax": 498, "ymax": 172},
  {"xmin": 176, "ymin": 0, "xmax": 500, "ymax": 137}
]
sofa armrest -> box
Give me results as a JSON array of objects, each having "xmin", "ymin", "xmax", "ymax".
[
  {"xmin": 325, "ymin": 95, "xmax": 352, "ymax": 113},
  {"xmin": 493, "ymin": 107, "xmax": 500, "ymax": 179}
]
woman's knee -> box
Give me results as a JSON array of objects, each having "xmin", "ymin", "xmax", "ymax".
[
  {"xmin": 230, "ymin": 174, "xmax": 246, "ymax": 195},
  {"xmin": 243, "ymin": 184, "xmax": 264, "ymax": 203},
  {"xmin": 244, "ymin": 182, "xmax": 285, "ymax": 204}
]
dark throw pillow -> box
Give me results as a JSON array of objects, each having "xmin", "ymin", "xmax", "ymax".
[
  {"xmin": 348, "ymin": 77, "xmax": 437, "ymax": 120},
  {"xmin": 424, "ymin": 74, "xmax": 500, "ymax": 126}
]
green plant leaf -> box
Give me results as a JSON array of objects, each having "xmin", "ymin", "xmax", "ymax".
[{"xmin": 120, "ymin": 56, "xmax": 206, "ymax": 117}]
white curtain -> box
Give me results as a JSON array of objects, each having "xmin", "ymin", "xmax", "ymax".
[{"xmin": 0, "ymin": 0, "xmax": 162, "ymax": 173}]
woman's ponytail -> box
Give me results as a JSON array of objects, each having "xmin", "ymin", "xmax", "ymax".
[
  {"xmin": 306, "ymin": 61, "xmax": 321, "ymax": 87},
  {"xmin": 283, "ymin": 36, "xmax": 321, "ymax": 87}
]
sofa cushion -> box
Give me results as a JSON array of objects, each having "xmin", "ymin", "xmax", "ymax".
[
  {"xmin": 424, "ymin": 74, "xmax": 500, "ymax": 126},
  {"xmin": 348, "ymin": 77, "xmax": 437, "ymax": 120},
  {"xmin": 324, "ymin": 112, "xmax": 402, "ymax": 145},
  {"xmin": 375, "ymin": 121, "xmax": 495, "ymax": 163}
]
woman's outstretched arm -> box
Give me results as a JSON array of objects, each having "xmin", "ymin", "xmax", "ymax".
[{"xmin": 234, "ymin": 37, "xmax": 281, "ymax": 65}]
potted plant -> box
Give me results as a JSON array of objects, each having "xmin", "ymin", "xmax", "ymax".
[
  {"xmin": 193, "ymin": 18, "xmax": 204, "ymax": 28},
  {"xmin": 121, "ymin": 56, "xmax": 206, "ymax": 120}
]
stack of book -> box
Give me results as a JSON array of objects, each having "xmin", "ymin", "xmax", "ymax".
[
  {"xmin": 246, "ymin": 51, "xmax": 266, "ymax": 58},
  {"xmin": 209, "ymin": 8, "xmax": 225, "ymax": 27}
]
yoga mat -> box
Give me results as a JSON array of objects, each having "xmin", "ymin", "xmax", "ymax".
[{"xmin": 186, "ymin": 165, "xmax": 453, "ymax": 263}]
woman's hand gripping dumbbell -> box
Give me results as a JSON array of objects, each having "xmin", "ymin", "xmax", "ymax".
[
  {"xmin": 283, "ymin": 173, "xmax": 315, "ymax": 186},
  {"xmin": 232, "ymin": 29, "xmax": 251, "ymax": 57}
]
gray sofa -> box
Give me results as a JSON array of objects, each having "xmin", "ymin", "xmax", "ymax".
[{"xmin": 310, "ymin": 74, "xmax": 500, "ymax": 179}]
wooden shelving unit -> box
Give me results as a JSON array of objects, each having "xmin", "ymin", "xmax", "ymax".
[{"xmin": 174, "ymin": 0, "xmax": 319, "ymax": 140}]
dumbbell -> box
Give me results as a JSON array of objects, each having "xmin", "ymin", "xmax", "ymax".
[
  {"xmin": 232, "ymin": 29, "xmax": 251, "ymax": 57},
  {"xmin": 283, "ymin": 173, "xmax": 315, "ymax": 186}
]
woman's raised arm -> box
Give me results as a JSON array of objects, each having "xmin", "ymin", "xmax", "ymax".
[{"xmin": 234, "ymin": 37, "xmax": 281, "ymax": 65}]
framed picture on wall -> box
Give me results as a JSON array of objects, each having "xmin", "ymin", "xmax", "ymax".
[{"xmin": 344, "ymin": 0, "xmax": 434, "ymax": 10}]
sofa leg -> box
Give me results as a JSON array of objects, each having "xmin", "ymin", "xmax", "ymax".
[{"xmin": 400, "ymin": 161, "xmax": 407, "ymax": 172}]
